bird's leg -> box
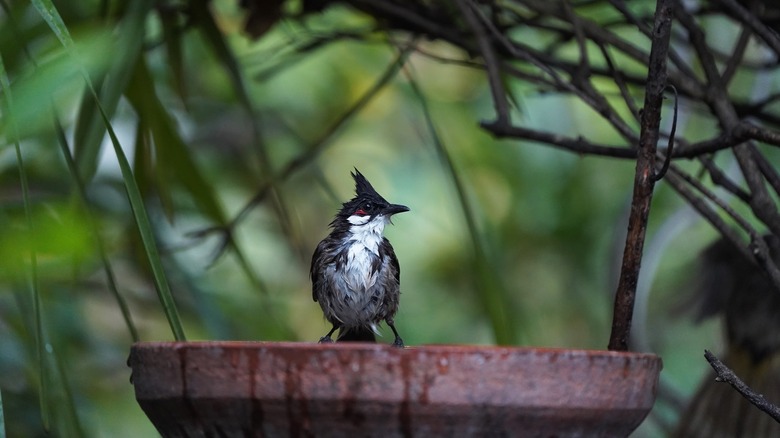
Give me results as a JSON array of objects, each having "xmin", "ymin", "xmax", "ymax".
[
  {"xmin": 319, "ymin": 324, "xmax": 339, "ymax": 343},
  {"xmin": 386, "ymin": 318, "xmax": 404, "ymax": 348}
]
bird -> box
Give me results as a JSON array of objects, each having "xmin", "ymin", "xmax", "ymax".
[
  {"xmin": 674, "ymin": 235, "xmax": 780, "ymax": 437},
  {"xmin": 310, "ymin": 169, "xmax": 409, "ymax": 347}
]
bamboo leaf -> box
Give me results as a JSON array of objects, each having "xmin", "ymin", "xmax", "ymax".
[
  {"xmin": 189, "ymin": 0, "xmax": 254, "ymax": 113},
  {"xmin": 0, "ymin": 51, "xmax": 50, "ymax": 432},
  {"xmin": 159, "ymin": 6, "xmax": 188, "ymax": 105},
  {"xmin": 72, "ymin": 82, "xmax": 101, "ymax": 176},
  {"xmin": 29, "ymin": 0, "xmax": 72, "ymax": 50},
  {"xmin": 98, "ymin": 103, "xmax": 187, "ymax": 341},
  {"xmin": 132, "ymin": 118, "xmax": 153, "ymax": 208},
  {"xmin": 0, "ymin": 387, "xmax": 5, "ymax": 438},
  {"xmin": 126, "ymin": 58, "xmax": 228, "ymax": 224},
  {"xmin": 33, "ymin": 0, "xmax": 186, "ymax": 341},
  {"xmin": 132, "ymin": 117, "xmax": 178, "ymax": 221},
  {"xmin": 49, "ymin": 345, "xmax": 85, "ymax": 437},
  {"xmin": 43, "ymin": 0, "xmax": 155, "ymax": 181},
  {"xmin": 53, "ymin": 117, "xmax": 140, "ymax": 342}
]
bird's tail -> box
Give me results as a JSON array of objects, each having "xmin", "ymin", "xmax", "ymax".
[{"xmin": 337, "ymin": 326, "xmax": 376, "ymax": 343}]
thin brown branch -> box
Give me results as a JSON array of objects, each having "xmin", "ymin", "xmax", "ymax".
[
  {"xmin": 667, "ymin": 164, "xmax": 780, "ymax": 290},
  {"xmin": 512, "ymin": 3, "xmax": 647, "ymax": 141},
  {"xmin": 721, "ymin": 26, "xmax": 752, "ymax": 86},
  {"xmin": 478, "ymin": 11, "xmax": 590, "ymax": 99},
  {"xmin": 677, "ymin": 122, "xmax": 780, "ymax": 157},
  {"xmin": 743, "ymin": 123, "xmax": 780, "ymax": 146},
  {"xmin": 704, "ymin": 350, "xmax": 780, "ymax": 423},
  {"xmin": 653, "ymin": 85, "xmax": 678, "ymax": 181},
  {"xmin": 482, "ymin": 122, "xmax": 636, "ymax": 158},
  {"xmin": 670, "ymin": 165, "xmax": 757, "ymax": 237},
  {"xmin": 481, "ymin": 111, "xmax": 780, "ymax": 161},
  {"xmin": 347, "ymin": 0, "xmax": 466, "ymax": 45},
  {"xmin": 740, "ymin": 92, "xmax": 780, "ymax": 114},
  {"xmin": 455, "ymin": 0, "xmax": 510, "ymax": 126},
  {"xmin": 699, "ymin": 156, "xmax": 751, "ymax": 202},
  {"xmin": 562, "ymin": 0, "xmax": 590, "ymax": 78},
  {"xmin": 664, "ymin": 168, "xmax": 753, "ymax": 263},
  {"xmin": 752, "ymin": 144, "xmax": 780, "ymax": 197},
  {"xmin": 598, "ymin": 44, "xmax": 641, "ymax": 120},
  {"xmin": 713, "ymin": 0, "xmax": 780, "ymax": 57},
  {"xmin": 607, "ymin": 0, "xmax": 702, "ymax": 83},
  {"xmin": 735, "ymin": 143, "xmax": 780, "ymax": 237}
]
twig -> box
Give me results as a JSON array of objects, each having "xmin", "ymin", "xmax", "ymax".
[
  {"xmin": 608, "ymin": 0, "xmax": 674, "ymax": 352},
  {"xmin": 563, "ymin": 0, "xmax": 590, "ymax": 79},
  {"xmin": 720, "ymin": 26, "xmax": 752, "ymax": 85},
  {"xmin": 704, "ymin": 350, "xmax": 780, "ymax": 423},
  {"xmin": 598, "ymin": 43, "xmax": 641, "ymax": 119},
  {"xmin": 666, "ymin": 163, "xmax": 780, "ymax": 291},
  {"xmin": 676, "ymin": 121, "xmax": 780, "ymax": 157},
  {"xmin": 456, "ymin": 0, "xmax": 510, "ymax": 126},
  {"xmin": 664, "ymin": 169, "xmax": 753, "ymax": 264},
  {"xmin": 713, "ymin": 0, "xmax": 780, "ymax": 57},
  {"xmin": 752, "ymin": 144, "xmax": 780, "ymax": 197},
  {"xmin": 698, "ymin": 156, "xmax": 751, "ymax": 202},
  {"xmin": 486, "ymin": 3, "xmax": 639, "ymax": 141},
  {"xmin": 607, "ymin": 0, "xmax": 701, "ymax": 83},
  {"xmin": 653, "ymin": 85, "xmax": 678, "ymax": 181},
  {"xmin": 482, "ymin": 121, "xmax": 636, "ymax": 158}
]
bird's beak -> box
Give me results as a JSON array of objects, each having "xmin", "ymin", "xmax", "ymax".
[{"xmin": 383, "ymin": 204, "xmax": 410, "ymax": 216}]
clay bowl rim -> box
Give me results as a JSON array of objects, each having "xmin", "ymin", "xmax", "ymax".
[{"xmin": 129, "ymin": 340, "xmax": 661, "ymax": 361}]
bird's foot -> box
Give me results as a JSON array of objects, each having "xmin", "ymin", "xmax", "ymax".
[
  {"xmin": 392, "ymin": 336, "xmax": 405, "ymax": 348},
  {"xmin": 319, "ymin": 336, "xmax": 334, "ymax": 344}
]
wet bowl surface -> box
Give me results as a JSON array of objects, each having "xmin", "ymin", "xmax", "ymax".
[{"xmin": 128, "ymin": 341, "xmax": 662, "ymax": 437}]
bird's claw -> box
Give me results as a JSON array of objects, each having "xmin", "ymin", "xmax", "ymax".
[
  {"xmin": 392, "ymin": 337, "xmax": 405, "ymax": 348},
  {"xmin": 319, "ymin": 336, "xmax": 334, "ymax": 344}
]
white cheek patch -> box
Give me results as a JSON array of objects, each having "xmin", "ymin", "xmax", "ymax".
[{"xmin": 348, "ymin": 215, "xmax": 371, "ymax": 225}]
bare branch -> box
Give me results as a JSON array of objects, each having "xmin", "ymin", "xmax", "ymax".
[
  {"xmin": 752, "ymin": 144, "xmax": 780, "ymax": 197},
  {"xmin": 721, "ymin": 26, "xmax": 752, "ymax": 85},
  {"xmin": 653, "ymin": 85, "xmax": 678, "ymax": 181},
  {"xmin": 704, "ymin": 350, "xmax": 780, "ymax": 423},
  {"xmin": 664, "ymin": 168, "xmax": 753, "ymax": 263},
  {"xmin": 598, "ymin": 43, "xmax": 641, "ymax": 120},
  {"xmin": 699, "ymin": 156, "xmax": 751, "ymax": 202},
  {"xmin": 667, "ymin": 164, "xmax": 780, "ymax": 290},
  {"xmin": 482, "ymin": 121, "xmax": 636, "ymax": 158},
  {"xmin": 455, "ymin": 0, "xmax": 511, "ymax": 126},
  {"xmin": 713, "ymin": 0, "xmax": 780, "ymax": 57},
  {"xmin": 677, "ymin": 122, "xmax": 780, "ymax": 156}
]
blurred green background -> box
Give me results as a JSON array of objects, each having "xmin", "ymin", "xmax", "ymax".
[{"xmin": 0, "ymin": 0, "xmax": 745, "ymax": 436}]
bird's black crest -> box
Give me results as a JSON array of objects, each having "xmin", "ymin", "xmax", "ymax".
[
  {"xmin": 328, "ymin": 169, "xmax": 389, "ymax": 228},
  {"xmin": 351, "ymin": 168, "xmax": 380, "ymax": 198}
]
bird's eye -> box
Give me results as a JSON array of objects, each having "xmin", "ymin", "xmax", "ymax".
[{"xmin": 355, "ymin": 202, "xmax": 372, "ymax": 216}]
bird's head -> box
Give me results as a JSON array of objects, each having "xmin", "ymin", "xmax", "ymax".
[{"xmin": 331, "ymin": 169, "xmax": 410, "ymax": 231}]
